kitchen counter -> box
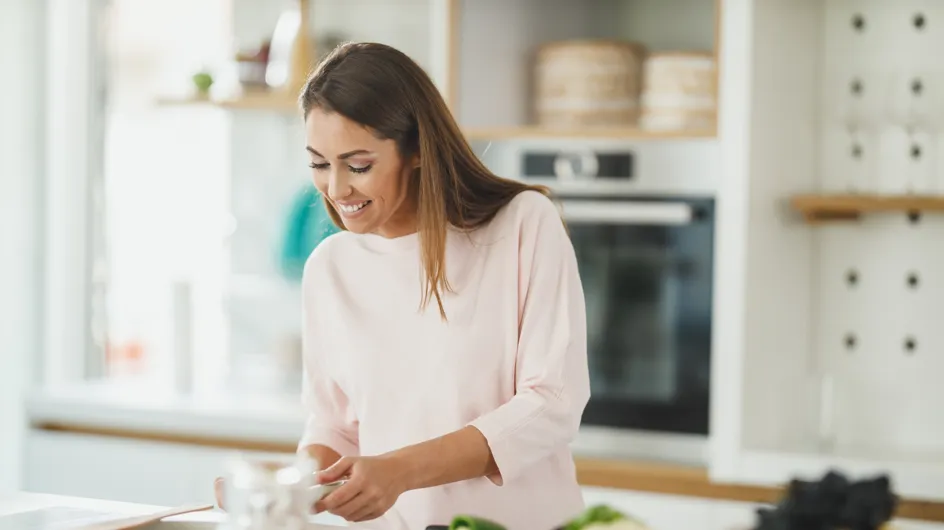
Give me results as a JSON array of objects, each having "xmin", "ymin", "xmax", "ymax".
[
  {"xmin": 4, "ymin": 490, "xmax": 943, "ymax": 530},
  {"xmin": 0, "ymin": 491, "xmax": 344, "ymax": 528}
]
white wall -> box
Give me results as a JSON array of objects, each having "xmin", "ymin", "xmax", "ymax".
[{"xmin": 0, "ymin": 0, "xmax": 46, "ymax": 493}]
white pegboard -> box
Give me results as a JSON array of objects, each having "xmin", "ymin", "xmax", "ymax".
[
  {"xmin": 820, "ymin": 0, "xmax": 944, "ymax": 194},
  {"xmin": 813, "ymin": 0, "xmax": 944, "ymax": 459}
]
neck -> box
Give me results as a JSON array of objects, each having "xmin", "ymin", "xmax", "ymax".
[
  {"xmin": 374, "ymin": 219, "xmax": 417, "ymax": 239},
  {"xmin": 375, "ymin": 187, "xmax": 419, "ymax": 238}
]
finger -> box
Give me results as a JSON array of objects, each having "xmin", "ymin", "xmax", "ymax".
[
  {"xmin": 319, "ymin": 479, "xmax": 361, "ymax": 512},
  {"xmin": 318, "ymin": 457, "xmax": 354, "ymax": 483},
  {"xmin": 330, "ymin": 491, "xmax": 367, "ymax": 521},
  {"xmin": 214, "ymin": 477, "xmax": 225, "ymax": 510},
  {"xmin": 349, "ymin": 504, "xmax": 381, "ymax": 522}
]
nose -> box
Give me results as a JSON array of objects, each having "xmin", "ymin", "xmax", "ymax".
[{"xmin": 326, "ymin": 169, "xmax": 352, "ymax": 200}]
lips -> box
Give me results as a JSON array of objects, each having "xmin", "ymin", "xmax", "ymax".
[
  {"xmin": 335, "ymin": 200, "xmax": 372, "ymax": 218},
  {"xmin": 337, "ymin": 200, "xmax": 370, "ymax": 213}
]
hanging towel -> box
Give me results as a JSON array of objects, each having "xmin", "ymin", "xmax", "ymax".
[{"xmin": 279, "ymin": 186, "xmax": 340, "ymax": 282}]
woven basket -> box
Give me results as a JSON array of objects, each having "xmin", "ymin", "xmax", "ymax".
[
  {"xmin": 639, "ymin": 51, "xmax": 717, "ymax": 131},
  {"xmin": 534, "ymin": 40, "xmax": 646, "ymax": 128}
]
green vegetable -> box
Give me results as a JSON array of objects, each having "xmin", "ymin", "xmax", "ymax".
[
  {"xmin": 562, "ymin": 505, "xmax": 630, "ymax": 530},
  {"xmin": 449, "ymin": 515, "xmax": 507, "ymax": 530}
]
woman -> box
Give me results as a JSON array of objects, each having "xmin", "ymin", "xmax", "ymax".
[{"xmin": 279, "ymin": 42, "xmax": 588, "ymax": 529}]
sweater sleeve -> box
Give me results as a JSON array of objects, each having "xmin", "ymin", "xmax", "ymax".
[
  {"xmin": 468, "ymin": 194, "xmax": 590, "ymax": 485},
  {"xmin": 297, "ymin": 254, "xmax": 360, "ymax": 458}
]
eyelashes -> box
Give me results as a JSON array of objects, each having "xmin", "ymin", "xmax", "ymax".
[{"xmin": 308, "ymin": 162, "xmax": 373, "ymax": 174}]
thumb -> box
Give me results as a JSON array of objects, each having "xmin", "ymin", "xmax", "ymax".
[{"xmin": 318, "ymin": 456, "xmax": 354, "ymax": 483}]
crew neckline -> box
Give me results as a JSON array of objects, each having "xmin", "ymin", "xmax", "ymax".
[
  {"xmin": 353, "ymin": 230, "xmax": 420, "ymax": 253},
  {"xmin": 352, "ymin": 225, "xmax": 473, "ymax": 254}
]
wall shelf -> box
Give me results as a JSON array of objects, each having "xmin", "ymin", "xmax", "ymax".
[
  {"xmin": 155, "ymin": 93, "xmax": 299, "ymax": 113},
  {"xmin": 790, "ymin": 194, "xmax": 944, "ymax": 223},
  {"xmin": 463, "ymin": 126, "xmax": 716, "ymax": 141},
  {"xmin": 155, "ymin": 96, "xmax": 717, "ymax": 141}
]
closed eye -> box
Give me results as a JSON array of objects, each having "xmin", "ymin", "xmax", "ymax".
[{"xmin": 308, "ymin": 162, "xmax": 373, "ymax": 174}]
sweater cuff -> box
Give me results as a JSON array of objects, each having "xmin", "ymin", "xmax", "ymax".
[{"xmin": 469, "ymin": 414, "xmax": 523, "ymax": 486}]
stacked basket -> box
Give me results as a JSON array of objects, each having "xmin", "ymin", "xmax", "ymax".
[
  {"xmin": 639, "ymin": 51, "xmax": 717, "ymax": 131},
  {"xmin": 533, "ymin": 40, "xmax": 716, "ymax": 132},
  {"xmin": 533, "ymin": 40, "xmax": 646, "ymax": 128}
]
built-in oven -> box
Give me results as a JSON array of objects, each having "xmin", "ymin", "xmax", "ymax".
[{"xmin": 479, "ymin": 140, "xmax": 719, "ymax": 463}]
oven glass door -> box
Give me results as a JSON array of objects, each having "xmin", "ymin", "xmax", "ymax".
[{"xmin": 563, "ymin": 196, "xmax": 715, "ymax": 435}]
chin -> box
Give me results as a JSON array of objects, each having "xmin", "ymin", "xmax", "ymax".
[
  {"xmin": 338, "ymin": 217, "xmax": 377, "ymax": 234},
  {"xmin": 341, "ymin": 222, "xmax": 372, "ymax": 234}
]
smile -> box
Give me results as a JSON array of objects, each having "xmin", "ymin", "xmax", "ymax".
[{"xmin": 336, "ymin": 200, "xmax": 372, "ymax": 216}]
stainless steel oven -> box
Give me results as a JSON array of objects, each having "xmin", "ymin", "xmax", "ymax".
[
  {"xmin": 478, "ymin": 140, "xmax": 720, "ymax": 463},
  {"xmin": 563, "ymin": 194, "xmax": 714, "ymax": 433}
]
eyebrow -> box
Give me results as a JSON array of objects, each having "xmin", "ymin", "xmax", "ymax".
[{"xmin": 306, "ymin": 146, "xmax": 374, "ymax": 160}]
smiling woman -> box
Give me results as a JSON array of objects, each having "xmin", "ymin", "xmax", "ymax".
[
  {"xmin": 299, "ymin": 42, "xmax": 552, "ymax": 319},
  {"xmin": 272, "ymin": 42, "xmax": 593, "ymax": 530}
]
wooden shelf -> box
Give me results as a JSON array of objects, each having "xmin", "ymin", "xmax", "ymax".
[
  {"xmin": 791, "ymin": 194, "xmax": 944, "ymax": 223},
  {"xmin": 462, "ymin": 126, "xmax": 717, "ymax": 141},
  {"xmin": 154, "ymin": 93, "xmax": 300, "ymax": 113},
  {"xmin": 155, "ymin": 95, "xmax": 717, "ymax": 140}
]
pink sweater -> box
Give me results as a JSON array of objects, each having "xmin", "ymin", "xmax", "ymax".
[{"xmin": 299, "ymin": 190, "xmax": 591, "ymax": 530}]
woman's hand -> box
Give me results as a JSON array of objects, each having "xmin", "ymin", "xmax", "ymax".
[{"xmin": 314, "ymin": 455, "xmax": 410, "ymax": 522}]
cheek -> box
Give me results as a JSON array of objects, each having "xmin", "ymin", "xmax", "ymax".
[
  {"xmin": 360, "ymin": 171, "xmax": 388, "ymax": 201},
  {"xmin": 377, "ymin": 168, "xmax": 410, "ymax": 199},
  {"xmin": 312, "ymin": 171, "xmax": 329, "ymax": 193}
]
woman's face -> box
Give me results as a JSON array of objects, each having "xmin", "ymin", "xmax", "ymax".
[{"xmin": 305, "ymin": 107, "xmax": 417, "ymax": 238}]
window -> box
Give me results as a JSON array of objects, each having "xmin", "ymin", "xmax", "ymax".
[
  {"xmin": 45, "ymin": 0, "xmax": 445, "ymax": 396},
  {"xmin": 85, "ymin": 0, "xmax": 233, "ymax": 391}
]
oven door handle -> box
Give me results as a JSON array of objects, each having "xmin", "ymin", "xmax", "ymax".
[{"xmin": 559, "ymin": 200, "xmax": 694, "ymax": 225}]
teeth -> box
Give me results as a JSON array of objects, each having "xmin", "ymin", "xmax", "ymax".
[{"xmin": 338, "ymin": 201, "xmax": 369, "ymax": 213}]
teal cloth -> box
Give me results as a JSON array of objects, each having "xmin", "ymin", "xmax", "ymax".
[{"xmin": 279, "ymin": 186, "xmax": 340, "ymax": 282}]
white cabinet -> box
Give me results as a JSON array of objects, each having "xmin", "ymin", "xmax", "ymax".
[
  {"xmin": 710, "ymin": 0, "xmax": 944, "ymax": 501},
  {"xmin": 24, "ymin": 429, "xmax": 256, "ymax": 507},
  {"xmin": 23, "ymin": 429, "xmax": 354, "ymax": 525}
]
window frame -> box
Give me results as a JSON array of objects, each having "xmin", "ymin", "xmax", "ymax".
[{"xmin": 42, "ymin": 0, "xmax": 110, "ymax": 386}]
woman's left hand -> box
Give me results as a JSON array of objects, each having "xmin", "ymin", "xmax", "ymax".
[{"xmin": 314, "ymin": 455, "xmax": 409, "ymax": 522}]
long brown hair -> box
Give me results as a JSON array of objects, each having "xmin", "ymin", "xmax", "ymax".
[{"xmin": 300, "ymin": 42, "xmax": 549, "ymax": 320}]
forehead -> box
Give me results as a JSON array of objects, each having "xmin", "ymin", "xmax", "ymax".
[{"xmin": 305, "ymin": 107, "xmax": 388, "ymax": 157}]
